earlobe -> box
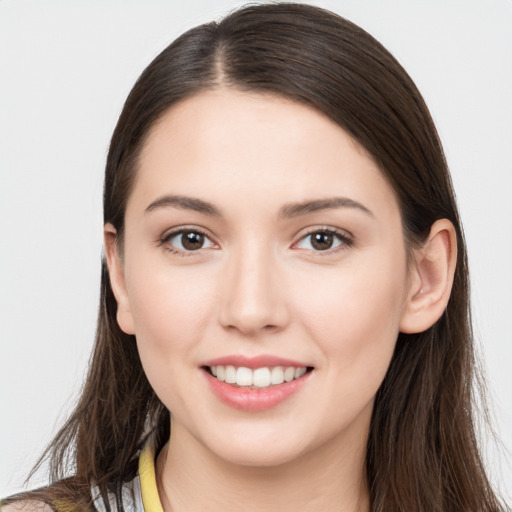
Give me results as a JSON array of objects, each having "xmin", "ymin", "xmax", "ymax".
[
  {"xmin": 399, "ymin": 219, "xmax": 457, "ymax": 334},
  {"xmin": 104, "ymin": 224, "xmax": 136, "ymax": 335}
]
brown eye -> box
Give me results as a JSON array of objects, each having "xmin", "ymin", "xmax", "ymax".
[
  {"xmin": 166, "ymin": 229, "xmax": 215, "ymax": 252},
  {"xmin": 311, "ymin": 232, "xmax": 334, "ymax": 250},
  {"xmin": 181, "ymin": 231, "xmax": 205, "ymax": 250},
  {"xmin": 295, "ymin": 229, "xmax": 351, "ymax": 252}
]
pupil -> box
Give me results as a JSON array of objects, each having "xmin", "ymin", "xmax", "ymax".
[
  {"xmin": 182, "ymin": 231, "xmax": 204, "ymax": 250},
  {"xmin": 312, "ymin": 232, "xmax": 333, "ymax": 250}
]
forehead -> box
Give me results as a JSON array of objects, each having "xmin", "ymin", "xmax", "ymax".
[{"xmin": 130, "ymin": 88, "xmax": 398, "ymax": 218}]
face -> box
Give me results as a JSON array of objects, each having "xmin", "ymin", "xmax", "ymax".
[{"xmin": 109, "ymin": 89, "xmax": 415, "ymax": 467}]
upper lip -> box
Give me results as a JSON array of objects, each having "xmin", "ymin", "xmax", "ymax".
[{"xmin": 202, "ymin": 355, "xmax": 311, "ymax": 369}]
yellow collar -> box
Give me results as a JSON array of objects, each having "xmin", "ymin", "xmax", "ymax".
[{"xmin": 139, "ymin": 441, "xmax": 164, "ymax": 512}]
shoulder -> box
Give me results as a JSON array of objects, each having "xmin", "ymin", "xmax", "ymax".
[{"xmin": 0, "ymin": 501, "xmax": 53, "ymax": 512}]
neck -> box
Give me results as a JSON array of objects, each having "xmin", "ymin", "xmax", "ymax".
[{"xmin": 156, "ymin": 422, "xmax": 370, "ymax": 512}]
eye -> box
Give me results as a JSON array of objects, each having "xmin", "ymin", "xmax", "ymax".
[
  {"xmin": 294, "ymin": 229, "xmax": 351, "ymax": 252},
  {"xmin": 163, "ymin": 229, "xmax": 216, "ymax": 252}
]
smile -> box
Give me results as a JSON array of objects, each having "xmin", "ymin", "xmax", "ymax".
[{"xmin": 208, "ymin": 365, "xmax": 308, "ymax": 388}]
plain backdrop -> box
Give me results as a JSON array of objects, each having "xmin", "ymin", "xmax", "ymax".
[{"xmin": 1, "ymin": 0, "xmax": 511, "ymax": 499}]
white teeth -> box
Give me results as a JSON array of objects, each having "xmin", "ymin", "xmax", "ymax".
[
  {"xmin": 284, "ymin": 367, "xmax": 295, "ymax": 382},
  {"xmin": 295, "ymin": 367, "xmax": 306, "ymax": 378},
  {"xmin": 208, "ymin": 365, "xmax": 308, "ymax": 387},
  {"xmin": 271, "ymin": 366, "xmax": 284, "ymax": 385},
  {"xmin": 253, "ymin": 367, "xmax": 271, "ymax": 388},
  {"xmin": 236, "ymin": 367, "xmax": 253, "ymax": 386},
  {"xmin": 225, "ymin": 365, "xmax": 236, "ymax": 384}
]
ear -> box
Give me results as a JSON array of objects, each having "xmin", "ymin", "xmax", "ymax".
[
  {"xmin": 400, "ymin": 219, "xmax": 457, "ymax": 334},
  {"xmin": 104, "ymin": 223, "xmax": 136, "ymax": 335}
]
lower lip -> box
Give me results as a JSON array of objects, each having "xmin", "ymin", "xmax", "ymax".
[{"xmin": 203, "ymin": 369, "xmax": 311, "ymax": 412}]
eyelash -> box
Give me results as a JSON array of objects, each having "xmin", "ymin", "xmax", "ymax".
[{"xmin": 158, "ymin": 227, "xmax": 353, "ymax": 257}]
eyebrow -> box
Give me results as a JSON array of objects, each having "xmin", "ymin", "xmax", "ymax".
[
  {"xmin": 145, "ymin": 195, "xmax": 222, "ymax": 216},
  {"xmin": 279, "ymin": 197, "xmax": 373, "ymax": 218},
  {"xmin": 144, "ymin": 194, "xmax": 373, "ymax": 218}
]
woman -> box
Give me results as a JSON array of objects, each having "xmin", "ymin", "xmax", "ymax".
[{"xmin": 2, "ymin": 3, "xmax": 507, "ymax": 511}]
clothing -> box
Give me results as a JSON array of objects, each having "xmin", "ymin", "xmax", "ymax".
[
  {"xmin": 0, "ymin": 442, "xmax": 162, "ymax": 512},
  {"xmin": 91, "ymin": 442, "xmax": 163, "ymax": 512}
]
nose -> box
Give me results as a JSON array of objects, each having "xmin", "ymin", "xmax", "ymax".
[{"xmin": 218, "ymin": 243, "xmax": 290, "ymax": 336}]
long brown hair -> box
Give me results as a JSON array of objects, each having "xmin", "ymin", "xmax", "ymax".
[{"xmin": 8, "ymin": 3, "xmax": 506, "ymax": 511}]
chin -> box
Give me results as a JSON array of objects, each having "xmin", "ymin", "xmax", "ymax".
[
  {"xmin": 216, "ymin": 443, "xmax": 306, "ymax": 468},
  {"xmin": 200, "ymin": 425, "xmax": 321, "ymax": 469}
]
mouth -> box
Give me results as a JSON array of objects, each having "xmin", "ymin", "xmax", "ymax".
[
  {"xmin": 204, "ymin": 365, "xmax": 313, "ymax": 388},
  {"xmin": 201, "ymin": 355, "xmax": 314, "ymax": 411}
]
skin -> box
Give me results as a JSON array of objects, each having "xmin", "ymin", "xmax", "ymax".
[{"xmin": 104, "ymin": 88, "xmax": 457, "ymax": 512}]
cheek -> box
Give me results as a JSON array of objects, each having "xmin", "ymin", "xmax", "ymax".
[
  {"xmin": 299, "ymin": 260, "xmax": 406, "ymax": 333},
  {"xmin": 123, "ymin": 257, "xmax": 217, "ymax": 386},
  {"xmin": 293, "ymin": 252, "xmax": 408, "ymax": 392},
  {"xmin": 127, "ymin": 255, "xmax": 213, "ymax": 333}
]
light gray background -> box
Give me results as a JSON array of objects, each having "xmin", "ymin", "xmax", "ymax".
[{"xmin": 1, "ymin": 0, "xmax": 511, "ymax": 499}]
